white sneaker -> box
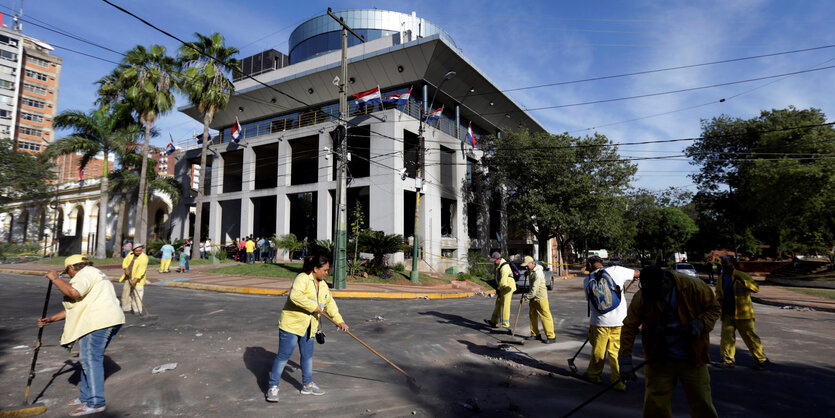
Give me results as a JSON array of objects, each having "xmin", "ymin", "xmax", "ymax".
[
  {"xmin": 265, "ymin": 386, "xmax": 279, "ymax": 402},
  {"xmin": 69, "ymin": 404, "xmax": 105, "ymax": 416},
  {"xmin": 300, "ymin": 382, "xmax": 325, "ymax": 395}
]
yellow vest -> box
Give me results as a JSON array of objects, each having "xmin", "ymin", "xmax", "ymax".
[
  {"xmin": 278, "ymin": 272, "xmax": 344, "ymax": 337},
  {"xmin": 523, "ymin": 265, "xmax": 548, "ymax": 301},
  {"xmin": 119, "ymin": 252, "xmax": 149, "ymax": 286},
  {"xmin": 61, "ymin": 266, "xmax": 125, "ymax": 345},
  {"xmin": 495, "ymin": 259, "xmax": 517, "ymax": 292}
]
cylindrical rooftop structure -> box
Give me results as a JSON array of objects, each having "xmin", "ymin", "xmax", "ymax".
[{"xmin": 289, "ymin": 9, "xmax": 456, "ymax": 64}]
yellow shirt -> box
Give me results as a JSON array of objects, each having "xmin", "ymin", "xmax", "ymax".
[
  {"xmin": 523, "ymin": 265, "xmax": 548, "ymax": 301},
  {"xmin": 119, "ymin": 252, "xmax": 148, "ymax": 286},
  {"xmin": 245, "ymin": 240, "xmax": 256, "ymax": 253},
  {"xmin": 61, "ymin": 266, "xmax": 125, "ymax": 345},
  {"xmin": 495, "ymin": 259, "xmax": 517, "ymax": 292},
  {"xmin": 278, "ymin": 272, "xmax": 344, "ymax": 337}
]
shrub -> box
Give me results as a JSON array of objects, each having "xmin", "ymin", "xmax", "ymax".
[{"xmin": 392, "ymin": 263, "xmax": 405, "ymax": 272}]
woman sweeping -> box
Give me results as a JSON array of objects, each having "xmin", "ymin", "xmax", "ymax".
[
  {"xmin": 266, "ymin": 255, "xmax": 349, "ymax": 402},
  {"xmin": 38, "ymin": 255, "xmax": 125, "ymax": 416}
]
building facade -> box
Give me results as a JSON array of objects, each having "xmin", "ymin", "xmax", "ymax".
[{"xmin": 173, "ymin": 9, "xmax": 547, "ymax": 272}]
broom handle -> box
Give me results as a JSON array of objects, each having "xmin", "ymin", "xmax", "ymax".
[
  {"xmin": 321, "ymin": 313, "xmax": 413, "ymax": 379},
  {"xmin": 511, "ymin": 298, "xmax": 524, "ymax": 336},
  {"xmin": 24, "ymin": 278, "xmax": 53, "ymax": 404}
]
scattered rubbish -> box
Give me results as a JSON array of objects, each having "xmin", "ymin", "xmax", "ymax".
[
  {"xmin": 152, "ymin": 363, "xmax": 178, "ymax": 374},
  {"xmin": 419, "ymin": 296, "xmax": 430, "ymax": 300},
  {"xmin": 179, "ymin": 374, "xmax": 187, "ymax": 379},
  {"xmin": 411, "ymin": 411, "xmax": 417, "ymax": 415},
  {"xmin": 781, "ymin": 305, "xmax": 814, "ymax": 311},
  {"xmin": 12, "ymin": 345, "xmax": 27, "ymax": 349},
  {"xmin": 207, "ymin": 309, "xmax": 224, "ymax": 315},
  {"xmin": 195, "ymin": 333, "xmax": 203, "ymax": 337},
  {"xmin": 374, "ymin": 315, "xmax": 385, "ymax": 321},
  {"xmin": 227, "ymin": 336, "xmax": 232, "ymax": 341}
]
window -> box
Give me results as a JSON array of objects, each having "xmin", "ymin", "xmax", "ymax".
[
  {"xmin": 0, "ymin": 94, "xmax": 12, "ymax": 104},
  {"xmin": 19, "ymin": 126, "xmax": 42, "ymax": 137},
  {"xmin": 25, "ymin": 69, "xmax": 48, "ymax": 81},
  {"xmin": 17, "ymin": 141, "xmax": 41, "ymax": 151},
  {"xmin": 0, "ymin": 79, "xmax": 11, "ymax": 90},
  {"xmin": 20, "ymin": 112, "xmax": 43, "ymax": 122},
  {"xmin": 0, "ymin": 65, "xmax": 14, "ymax": 75},
  {"xmin": 0, "ymin": 34, "xmax": 18, "ymax": 46},
  {"xmin": 0, "ymin": 50, "xmax": 17, "ymax": 61},
  {"xmin": 27, "ymin": 56, "xmax": 50, "ymax": 67},
  {"xmin": 22, "ymin": 98, "xmax": 45, "ymax": 108},
  {"xmin": 23, "ymin": 84, "xmax": 47, "ymax": 95},
  {"xmin": 0, "ymin": 109, "xmax": 10, "ymax": 119}
]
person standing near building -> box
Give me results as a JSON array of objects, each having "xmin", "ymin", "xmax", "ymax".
[
  {"xmin": 266, "ymin": 255, "xmax": 349, "ymax": 402},
  {"xmin": 182, "ymin": 239, "xmax": 191, "ymax": 272},
  {"xmin": 38, "ymin": 255, "xmax": 125, "ymax": 416},
  {"xmin": 483, "ymin": 252, "xmax": 516, "ymax": 329},
  {"xmin": 204, "ymin": 238, "xmax": 213, "ymax": 259},
  {"xmin": 619, "ymin": 266, "xmax": 720, "ymax": 417},
  {"xmin": 119, "ymin": 244, "xmax": 148, "ymax": 315},
  {"xmin": 122, "ymin": 241, "xmax": 132, "ymax": 257},
  {"xmin": 582, "ymin": 255, "xmax": 639, "ymax": 391},
  {"xmin": 714, "ymin": 255, "xmax": 771, "ymax": 370},
  {"xmin": 246, "ymin": 236, "xmax": 256, "ymax": 264},
  {"xmin": 159, "ymin": 241, "xmax": 175, "ymax": 273},
  {"xmin": 199, "ymin": 240, "xmax": 206, "ymax": 260},
  {"xmin": 521, "ymin": 256, "xmax": 555, "ymax": 343}
]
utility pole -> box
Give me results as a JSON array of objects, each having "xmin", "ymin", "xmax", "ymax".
[
  {"xmin": 327, "ymin": 8, "xmax": 363, "ymax": 289},
  {"xmin": 410, "ymin": 71, "xmax": 455, "ymax": 283}
]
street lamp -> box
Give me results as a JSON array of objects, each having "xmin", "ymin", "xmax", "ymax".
[{"xmin": 410, "ymin": 71, "xmax": 456, "ymax": 283}]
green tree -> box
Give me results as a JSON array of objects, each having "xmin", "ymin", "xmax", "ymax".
[
  {"xmin": 686, "ymin": 107, "xmax": 835, "ymax": 258},
  {"xmin": 358, "ymin": 230, "xmax": 405, "ymax": 274},
  {"xmin": 47, "ymin": 104, "xmax": 139, "ymax": 258},
  {"xmin": 0, "ymin": 137, "xmax": 54, "ymax": 208},
  {"xmin": 272, "ymin": 233, "xmax": 305, "ymax": 260},
  {"xmin": 99, "ymin": 44, "xmax": 179, "ymax": 244},
  {"xmin": 178, "ymin": 32, "xmax": 239, "ymax": 260},
  {"xmin": 480, "ymin": 130, "xmax": 637, "ymax": 264}
]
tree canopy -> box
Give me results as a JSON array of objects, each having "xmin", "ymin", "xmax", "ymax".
[{"xmin": 0, "ymin": 138, "xmax": 54, "ymax": 208}]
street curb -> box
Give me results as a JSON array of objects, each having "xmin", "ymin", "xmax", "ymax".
[
  {"xmin": 0, "ymin": 268, "xmax": 43, "ymax": 276},
  {"xmin": 752, "ymin": 296, "xmax": 835, "ymax": 314},
  {"xmin": 163, "ymin": 281, "xmax": 290, "ymax": 295}
]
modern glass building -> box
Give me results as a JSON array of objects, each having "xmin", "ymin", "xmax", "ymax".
[{"xmin": 289, "ymin": 9, "xmax": 456, "ymax": 63}]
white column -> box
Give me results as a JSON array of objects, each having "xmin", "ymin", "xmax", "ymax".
[
  {"xmin": 422, "ymin": 130, "xmax": 443, "ymax": 269},
  {"xmin": 209, "ymin": 200, "xmax": 222, "ymax": 243},
  {"xmin": 275, "ymin": 140, "xmax": 290, "ymax": 239},
  {"xmin": 242, "ymin": 146, "xmax": 255, "ymax": 192},
  {"xmin": 82, "ymin": 200, "xmax": 96, "ymax": 254},
  {"xmin": 240, "ymin": 198, "xmax": 254, "ymax": 239},
  {"xmin": 211, "ymin": 151, "xmax": 224, "ymax": 196}
]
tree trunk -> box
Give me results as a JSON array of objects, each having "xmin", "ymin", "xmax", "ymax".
[
  {"xmin": 95, "ymin": 171, "xmax": 109, "ymax": 259},
  {"xmin": 112, "ymin": 193, "xmax": 127, "ymax": 258},
  {"xmin": 192, "ymin": 111, "xmax": 212, "ymax": 260},
  {"xmin": 499, "ymin": 184, "xmax": 508, "ymax": 255},
  {"xmin": 135, "ymin": 120, "xmax": 152, "ymax": 244}
]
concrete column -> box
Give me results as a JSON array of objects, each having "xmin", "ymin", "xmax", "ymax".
[
  {"xmin": 422, "ymin": 130, "xmax": 442, "ymax": 268},
  {"xmin": 368, "ymin": 120, "xmax": 405, "ymax": 264},
  {"xmin": 209, "ymin": 200, "xmax": 222, "ymax": 243},
  {"xmin": 211, "ymin": 151, "xmax": 224, "ymax": 196},
  {"xmin": 242, "ymin": 145, "xmax": 255, "ymax": 192},
  {"xmin": 455, "ymin": 105, "xmax": 460, "ymax": 141},
  {"xmin": 82, "ymin": 200, "xmax": 95, "ymax": 254},
  {"xmin": 240, "ymin": 197, "xmax": 254, "ymax": 239},
  {"xmin": 277, "ymin": 138, "xmax": 291, "ymax": 188}
]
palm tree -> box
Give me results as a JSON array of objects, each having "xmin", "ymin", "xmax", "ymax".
[
  {"xmin": 102, "ymin": 44, "xmax": 179, "ymax": 244},
  {"xmin": 178, "ymin": 32, "xmax": 240, "ymax": 260},
  {"xmin": 47, "ymin": 104, "xmax": 138, "ymax": 258},
  {"xmin": 108, "ymin": 163, "xmax": 182, "ymax": 249}
]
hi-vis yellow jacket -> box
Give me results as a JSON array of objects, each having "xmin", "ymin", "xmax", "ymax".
[
  {"xmin": 119, "ymin": 252, "xmax": 148, "ymax": 286},
  {"xmin": 715, "ymin": 268, "xmax": 760, "ymax": 320},
  {"xmin": 279, "ymin": 272, "xmax": 344, "ymax": 337},
  {"xmin": 495, "ymin": 259, "xmax": 517, "ymax": 293}
]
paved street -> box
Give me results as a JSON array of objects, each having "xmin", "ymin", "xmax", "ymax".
[{"xmin": 1, "ymin": 272, "xmax": 834, "ymax": 417}]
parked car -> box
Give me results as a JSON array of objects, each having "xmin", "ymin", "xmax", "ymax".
[
  {"xmin": 673, "ymin": 263, "xmax": 699, "ymax": 279},
  {"xmin": 512, "ymin": 260, "xmax": 554, "ymax": 290},
  {"xmin": 608, "ymin": 258, "xmax": 622, "ymax": 266}
]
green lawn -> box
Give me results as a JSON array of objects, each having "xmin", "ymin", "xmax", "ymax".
[
  {"xmin": 34, "ymin": 257, "xmax": 129, "ymax": 266},
  {"xmin": 785, "ymin": 287, "xmax": 835, "ymax": 300}
]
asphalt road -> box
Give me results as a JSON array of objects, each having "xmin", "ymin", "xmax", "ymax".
[{"xmin": 1, "ymin": 272, "xmax": 834, "ymax": 417}]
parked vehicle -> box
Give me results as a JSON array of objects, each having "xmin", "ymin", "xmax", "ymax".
[
  {"xmin": 512, "ymin": 260, "xmax": 554, "ymax": 290},
  {"xmin": 673, "ymin": 262, "xmax": 699, "ymax": 279}
]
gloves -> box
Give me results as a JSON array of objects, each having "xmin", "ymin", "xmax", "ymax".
[
  {"xmin": 686, "ymin": 319, "xmax": 706, "ymax": 340},
  {"xmin": 618, "ymin": 356, "xmax": 637, "ymax": 381}
]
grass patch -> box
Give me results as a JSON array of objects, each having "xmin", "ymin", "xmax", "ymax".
[
  {"xmin": 785, "ymin": 287, "xmax": 835, "ymax": 300},
  {"xmin": 203, "ymin": 262, "xmax": 304, "ymax": 278},
  {"xmin": 34, "ymin": 257, "xmax": 127, "ymax": 266},
  {"xmin": 456, "ymin": 272, "xmax": 495, "ymax": 290},
  {"xmin": 348, "ymin": 272, "xmax": 449, "ymax": 286},
  {"xmin": 188, "ymin": 258, "xmax": 233, "ymax": 266}
]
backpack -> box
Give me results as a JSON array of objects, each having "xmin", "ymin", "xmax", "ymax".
[{"xmin": 585, "ymin": 268, "xmax": 622, "ymax": 315}]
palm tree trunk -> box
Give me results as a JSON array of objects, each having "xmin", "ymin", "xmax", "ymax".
[
  {"xmin": 191, "ymin": 110, "xmax": 213, "ymax": 259},
  {"xmin": 96, "ymin": 169, "xmax": 109, "ymax": 258},
  {"xmin": 112, "ymin": 193, "xmax": 127, "ymax": 258},
  {"xmin": 135, "ymin": 120, "xmax": 151, "ymax": 244}
]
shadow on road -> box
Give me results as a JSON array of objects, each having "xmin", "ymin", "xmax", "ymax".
[
  {"xmin": 243, "ymin": 346, "xmax": 304, "ymax": 394},
  {"xmin": 418, "ymin": 310, "xmax": 490, "ymax": 331}
]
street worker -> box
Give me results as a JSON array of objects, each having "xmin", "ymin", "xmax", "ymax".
[
  {"xmin": 119, "ymin": 243, "xmax": 148, "ymax": 315},
  {"xmin": 619, "ymin": 266, "xmax": 721, "ymax": 418},
  {"xmin": 483, "ymin": 251, "xmax": 517, "ymax": 329},
  {"xmin": 38, "ymin": 255, "xmax": 125, "ymax": 416},
  {"xmin": 521, "ymin": 256, "xmax": 556, "ymax": 343},
  {"xmin": 159, "ymin": 240, "xmax": 175, "ymax": 273},
  {"xmin": 714, "ymin": 255, "xmax": 771, "ymax": 370},
  {"xmin": 266, "ymin": 255, "xmax": 349, "ymax": 402},
  {"xmin": 582, "ymin": 255, "xmax": 639, "ymax": 391}
]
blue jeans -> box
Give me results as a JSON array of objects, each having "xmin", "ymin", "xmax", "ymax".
[
  {"xmin": 78, "ymin": 325, "xmax": 121, "ymax": 408},
  {"xmin": 269, "ymin": 329, "xmax": 314, "ymax": 387},
  {"xmin": 247, "ymin": 252, "xmax": 254, "ymax": 264}
]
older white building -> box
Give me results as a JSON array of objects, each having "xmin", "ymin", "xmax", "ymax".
[{"xmin": 172, "ymin": 9, "xmax": 546, "ymax": 272}]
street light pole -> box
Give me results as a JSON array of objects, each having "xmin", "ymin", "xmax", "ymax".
[{"xmin": 410, "ymin": 71, "xmax": 455, "ymax": 283}]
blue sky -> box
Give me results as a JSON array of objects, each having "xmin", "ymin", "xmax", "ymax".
[{"xmin": 11, "ymin": 0, "xmax": 835, "ymax": 192}]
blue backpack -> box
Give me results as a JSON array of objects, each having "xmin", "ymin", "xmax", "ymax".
[{"xmin": 585, "ymin": 268, "xmax": 622, "ymax": 315}]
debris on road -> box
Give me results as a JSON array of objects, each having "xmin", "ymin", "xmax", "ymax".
[
  {"xmin": 152, "ymin": 363, "xmax": 178, "ymax": 374},
  {"xmin": 195, "ymin": 332, "xmax": 203, "ymax": 337},
  {"xmin": 367, "ymin": 315, "xmax": 385, "ymax": 322},
  {"xmin": 12, "ymin": 345, "xmax": 27, "ymax": 349},
  {"xmin": 782, "ymin": 305, "xmax": 815, "ymax": 311}
]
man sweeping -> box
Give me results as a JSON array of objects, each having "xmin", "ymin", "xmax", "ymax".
[
  {"xmin": 119, "ymin": 243, "xmax": 148, "ymax": 315},
  {"xmin": 484, "ymin": 252, "xmax": 516, "ymax": 329},
  {"xmin": 521, "ymin": 256, "xmax": 556, "ymax": 343}
]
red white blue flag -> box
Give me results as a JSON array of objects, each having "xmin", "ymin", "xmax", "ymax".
[
  {"xmin": 231, "ymin": 117, "xmax": 242, "ymax": 143},
  {"xmin": 425, "ymin": 106, "xmax": 443, "ymax": 122},
  {"xmin": 383, "ymin": 87, "xmax": 411, "ymax": 105},
  {"xmin": 353, "ymin": 86, "xmax": 382, "ymax": 106},
  {"xmin": 165, "ymin": 134, "xmax": 177, "ymax": 156},
  {"xmin": 466, "ymin": 122, "xmax": 476, "ymax": 147}
]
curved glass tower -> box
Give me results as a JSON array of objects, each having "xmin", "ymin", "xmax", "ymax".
[{"xmin": 289, "ymin": 9, "xmax": 456, "ymax": 64}]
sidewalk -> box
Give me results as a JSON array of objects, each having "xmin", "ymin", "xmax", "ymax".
[{"xmin": 0, "ymin": 261, "xmax": 494, "ymax": 299}]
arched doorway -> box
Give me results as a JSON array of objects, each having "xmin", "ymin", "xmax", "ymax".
[
  {"xmin": 60, "ymin": 206, "xmax": 84, "ymax": 256},
  {"xmin": 6, "ymin": 213, "xmax": 14, "ymax": 243},
  {"xmin": 152, "ymin": 208, "xmax": 167, "ymax": 241},
  {"xmin": 19, "ymin": 210, "xmax": 29, "ymax": 243}
]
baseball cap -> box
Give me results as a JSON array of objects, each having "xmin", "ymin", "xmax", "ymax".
[
  {"xmin": 523, "ymin": 256, "xmax": 535, "ymax": 265},
  {"xmin": 490, "ymin": 251, "xmax": 502, "ymax": 262},
  {"xmin": 64, "ymin": 254, "xmax": 88, "ymax": 267}
]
